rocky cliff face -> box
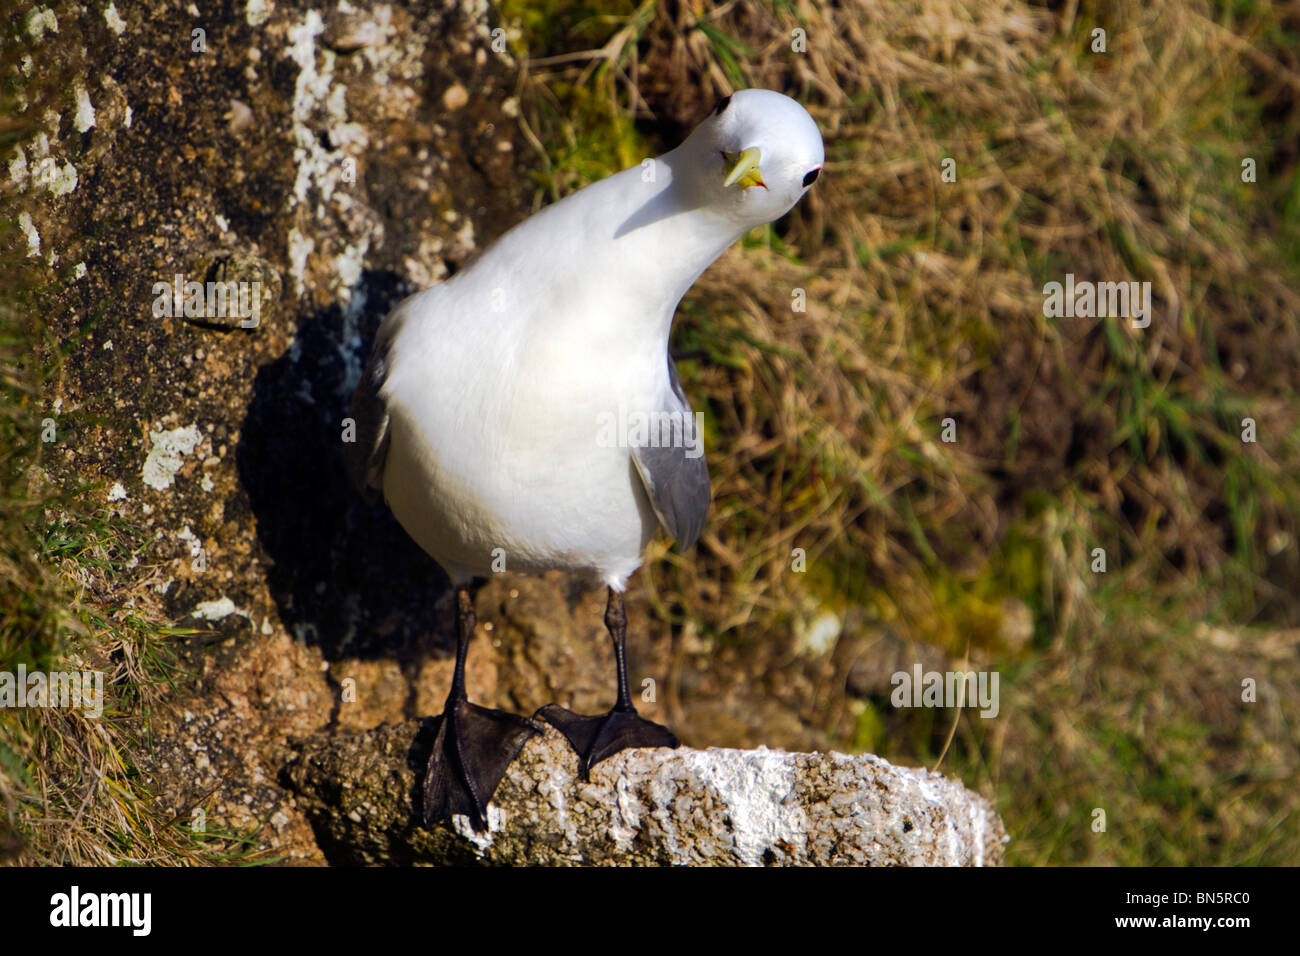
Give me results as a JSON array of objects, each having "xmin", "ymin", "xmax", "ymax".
[{"xmin": 10, "ymin": 0, "xmax": 1004, "ymax": 864}]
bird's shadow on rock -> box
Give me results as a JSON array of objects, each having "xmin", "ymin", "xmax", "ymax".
[{"xmin": 237, "ymin": 269, "xmax": 454, "ymax": 677}]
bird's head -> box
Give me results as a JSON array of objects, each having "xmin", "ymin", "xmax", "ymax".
[{"xmin": 687, "ymin": 89, "xmax": 824, "ymax": 229}]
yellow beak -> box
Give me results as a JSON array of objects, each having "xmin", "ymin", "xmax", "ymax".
[{"xmin": 723, "ymin": 147, "xmax": 765, "ymax": 189}]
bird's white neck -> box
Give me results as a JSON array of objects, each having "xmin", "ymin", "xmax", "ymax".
[{"xmin": 550, "ymin": 138, "xmax": 746, "ymax": 356}]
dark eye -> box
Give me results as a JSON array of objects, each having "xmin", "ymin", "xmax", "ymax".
[
  {"xmin": 713, "ymin": 95, "xmax": 731, "ymax": 116},
  {"xmin": 802, "ymin": 167, "xmax": 821, "ymax": 187}
]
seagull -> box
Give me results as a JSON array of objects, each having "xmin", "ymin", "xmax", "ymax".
[{"xmin": 345, "ymin": 88, "xmax": 824, "ymax": 830}]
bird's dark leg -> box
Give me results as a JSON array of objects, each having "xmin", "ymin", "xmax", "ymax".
[
  {"xmin": 538, "ymin": 588, "xmax": 680, "ymax": 780},
  {"xmin": 422, "ymin": 586, "xmax": 541, "ymax": 831}
]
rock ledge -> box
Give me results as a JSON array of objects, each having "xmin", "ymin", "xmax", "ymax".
[{"xmin": 279, "ymin": 722, "xmax": 1007, "ymax": 865}]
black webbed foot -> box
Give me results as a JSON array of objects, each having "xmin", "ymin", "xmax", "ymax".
[
  {"xmin": 423, "ymin": 698, "xmax": 542, "ymax": 830},
  {"xmin": 537, "ymin": 703, "xmax": 679, "ymax": 781},
  {"xmin": 421, "ymin": 585, "xmax": 541, "ymax": 831}
]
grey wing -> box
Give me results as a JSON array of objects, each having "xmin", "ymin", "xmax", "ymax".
[
  {"xmin": 343, "ymin": 304, "xmax": 408, "ymax": 505},
  {"xmin": 630, "ymin": 357, "xmax": 711, "ymax": 550}
]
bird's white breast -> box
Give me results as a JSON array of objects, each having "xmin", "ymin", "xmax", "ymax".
[{"xmin": 379, "ymin": 269, "xmax": 666, "ymax": 590}]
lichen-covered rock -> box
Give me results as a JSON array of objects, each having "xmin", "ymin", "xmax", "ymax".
[
  {"xmin": 279, "ymin": 722, "xmax": 1008, "ymax": 865},
  {"xmin": 15, "ymin": 0, "xmax": 533, "ymax": 864}
]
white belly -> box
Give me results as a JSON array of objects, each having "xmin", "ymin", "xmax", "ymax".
[{"xmin": 378, "ymin": 306, "xmax": 661, "ymax": 589}]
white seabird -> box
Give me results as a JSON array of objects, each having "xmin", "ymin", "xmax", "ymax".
[{"xmin": 346, "ymin": 89, "xmax": 825, "ymax": 830}]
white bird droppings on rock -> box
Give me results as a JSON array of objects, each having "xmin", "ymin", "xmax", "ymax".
[
  {"xmin": 74, "ymin": 86, "xmax": 96, "ymax": 132},
  {"xmin": 287, "ymin": 228, "xmax": 314, "ymax": 297},
  {"xmin": 674, "ymin": 746, "xmax": 810, "ymax": 864},
  {"xmin": 104, "ymin": 3, "xmax": 126, "ymax": 35},
  {"xmin": 451, "ymin": 806, "xmax": 503, "ymax": 851},
  {"xmin": 142, "ymin": 425, "xmax": 203, "ymax": 490},
  {"xmin": 18, "ymin": 213, "xmax": 40, "ymax": 257},
  {"xmin": 47, "ymin": 161, "xmax": 78, "ymax": 198},
  {"xmin": 226, "ymin": 99, "xmax": 253, "ymax": 134},
  {"xmin": 191, "ymin": 597, "xmax": 239, "ymax": 621},
  {"xmin": 244, "ymin": 0, "xmax": 273, "ymax": 26},
  {"xmin": 246, "ymin": 0, "xmax": 273, "ymax": 27},
  {"xmin": 26, "ymin": 8, "xmax": 58, "ymax": 40},
  {"xmin": 9, "ymin": 148, "xmax": 26, "ymax": 186}
]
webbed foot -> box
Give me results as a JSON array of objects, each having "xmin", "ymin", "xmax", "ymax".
[{"xmin": 537, "ymin": 703, "xmax": 679, "ymax": 781}]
